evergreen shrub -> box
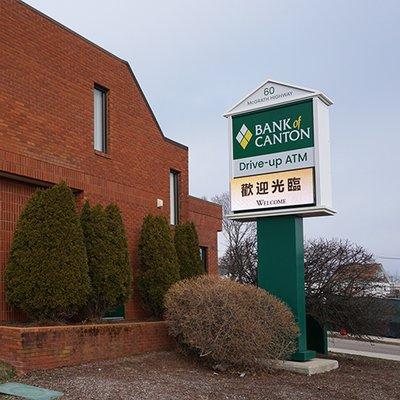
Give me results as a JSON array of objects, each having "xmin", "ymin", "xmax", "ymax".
[
  {"xmin": 174, "ymin": 222, "xmax": 204, "ymax": 279},
  {"xmin": 80, "ymin": 202, "xmax": 132, "ymax": 318},
  {"xmin": 137, "ymin": 215, "xmax": 180, "ymax": 317},
  {"xmin": 5, "ymin": 182, "xmax": 91, "ymax": 321}
]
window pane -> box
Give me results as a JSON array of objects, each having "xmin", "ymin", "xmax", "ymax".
[
  {"xmin": 170, "ymin": 171, "xmax": 179, "ymax": 225},
  {"xmin": 94, "ymin": 88, "xmax": 105, "ymax": 152},
  {"xmin": 170, "ymin": 172, "xmax": 175, "ymax": 225},
  {"xmin": 200, "ymin": 246, "xmax": 208, "ymax": 272}
]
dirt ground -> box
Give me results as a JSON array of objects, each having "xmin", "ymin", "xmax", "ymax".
[{"xmin": 3, "ymin": 351, "xmax": 399, "ymax": 400}]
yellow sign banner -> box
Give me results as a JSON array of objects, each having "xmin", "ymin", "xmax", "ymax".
[{"xmin": 231, "ymin": 168, "xmax": 315, "ymax": 212}]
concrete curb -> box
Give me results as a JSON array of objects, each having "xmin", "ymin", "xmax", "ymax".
[
  {"xmin": 328, "ymin": 332, "xmax": 400, "ymax": 347},
  {"xmin": 329, "ymin": 348, "xmax": 400, "ymax": 362}
]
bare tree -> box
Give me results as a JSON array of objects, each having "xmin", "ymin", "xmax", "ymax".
[
  {"xmin": 212, "ymin": 192, "xmax": 257, "ymax": 285},
  {"xmin": 213, "ymin": 194, "xmax": 394, "ymax": 335},
  {"xmin": 305, "ymin": 238, "xmax": 394, "ymax": 336},
  {"xmin": 388, "ymin": 273, "xmax": 400, "ymax": 298},
  {"xmin": 388, "ymin": 272, "xmax": 400, "ymax": 284}
]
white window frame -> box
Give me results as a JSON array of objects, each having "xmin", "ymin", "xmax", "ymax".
[
  {"xmin": 169, "ymin": 171, "xmax": 179, "ymax": 225},
  {"xmin": 94, "ymin": 85, "xmax": 108, "ymax": 153}
]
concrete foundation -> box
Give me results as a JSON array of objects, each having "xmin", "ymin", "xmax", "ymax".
[{"xmin": 274, "ymin": 358, "xmax": 339, "ymax": 375}]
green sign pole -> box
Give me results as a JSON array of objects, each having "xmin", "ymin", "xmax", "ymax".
[{"xmin": 257, "ymin": 215, "xmax": 316, "ymax": 361}]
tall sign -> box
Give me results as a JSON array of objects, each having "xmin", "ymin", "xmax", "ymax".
[
  {"xmin": 226, "ymin": 80, "xmax": 334, "ymax": 219},
  {"xmin": 225, "ymin": 79, "xmax": 335, "ymax": 362}
]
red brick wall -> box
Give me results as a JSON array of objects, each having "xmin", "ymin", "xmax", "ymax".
[
  {"xmin": 0, "ymin": 321, "xmax": 173, "ymax": 373},
  {"xmin": 0, "ymin": 0, "xmax": 222, "ymax": 322},
  {"xmin": 188, "ymin": 196, "xmax": 222, "ymax": 275}
]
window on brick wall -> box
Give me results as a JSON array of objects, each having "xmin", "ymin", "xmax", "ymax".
[
  {"xmin": 200, "ymin": 246, "xmax": 208, "ymax": 273},
  {"xmin": 169, "ymin": 170, "xmax": 180, "ymax": 225},
  {"xmin": 93, "ymin": 85, "xmax": 108, "ymax": 153}
]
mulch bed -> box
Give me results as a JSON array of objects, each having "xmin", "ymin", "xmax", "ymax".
[{"xmin": 3, "ymin": 351, "xmax": 399, "ymax": 400}]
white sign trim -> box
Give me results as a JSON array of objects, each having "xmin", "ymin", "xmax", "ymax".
[{"xmin": 224, "ymin": 79, "xmax": 332, "ymax": 117}]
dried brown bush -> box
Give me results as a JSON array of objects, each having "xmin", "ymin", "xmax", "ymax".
[{"xmin": 164, "ymin": 275, "xmax": 298, "ymax": 370}]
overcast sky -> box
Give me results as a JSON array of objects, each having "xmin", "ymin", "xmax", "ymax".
[{"xmin": 24, "ymin": 0, "xmax": 400, "ymax": 274}]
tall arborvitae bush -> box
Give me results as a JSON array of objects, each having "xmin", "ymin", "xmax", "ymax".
[
  {"xmin": 104, "ymin": 204, "xmax": 132, "ymax": 308},
  {"xmin": 137, "ymin": 215, "xmax": 180, "ymax": 317},
  {"xmin": 174, "ymin": 222, "xmax": 204, "ymax": 279},
  {"xmin": 5, "ymin": 182, "xmax": 91, "ymax": 321},
  {"xmin": 81, "ymin": 202, "xmax": 131, "ymax": 318}
]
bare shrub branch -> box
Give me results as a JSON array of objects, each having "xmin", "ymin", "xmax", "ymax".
[
  {"xmin": 164, "ymin": 276, "xmax": 298, "ymax": 370},
  {"xmin": 305, "ymin": 238, "xmax": 394, "ymax": 336}
]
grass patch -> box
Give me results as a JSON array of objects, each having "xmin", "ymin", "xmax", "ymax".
[{"xmin": 0, "ymin": 362, "xmax": 15, "ymax": 383}]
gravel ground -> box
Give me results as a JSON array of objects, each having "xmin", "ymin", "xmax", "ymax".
[{"xmin": 3, "ymin": 351, "xmax": 399, "ymax": 400}]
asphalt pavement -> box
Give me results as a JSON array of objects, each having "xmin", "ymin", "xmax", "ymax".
[{"xmin": 328, "ymin": 337, "xmax": 400, "ymax": 361}]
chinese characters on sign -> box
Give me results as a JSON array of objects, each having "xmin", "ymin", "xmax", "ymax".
[
  {"xmin": 288, "ymin": 177, "xmax": 301, "ymax": 191},
  {"xmin": 241, "ymin": 183, "xmax": 253, "ymax": 197},
  {"xmin": 241, "ymin": 176, "xmax": 302, "ymax": 198},
  {"xmin": 231, "ymin": 168, "xmax": 314, "ymax": 212}
]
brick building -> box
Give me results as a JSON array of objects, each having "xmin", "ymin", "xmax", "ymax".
[{"xmin": 0, "ymin": 0, "xmax": 222, "ymax": 322}]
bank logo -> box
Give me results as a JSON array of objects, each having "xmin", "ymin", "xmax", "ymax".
[{"xmin": 236, "ymin": 124, "xmax": 253, "ymax": 149}]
